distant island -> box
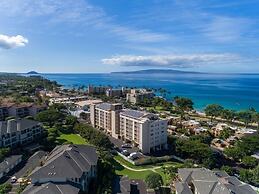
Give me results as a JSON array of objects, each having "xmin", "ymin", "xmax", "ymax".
[
  {"xmin": 27, "ymin": 71, "xmax": 39, "ymax": 74},
  {"xmin": 111, "ymin": 69, "xmax": 205, "ymax": 74}
]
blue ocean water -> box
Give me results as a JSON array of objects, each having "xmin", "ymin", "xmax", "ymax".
[{"xmin": 42, "ymin": 73, "xmax": 259, "ymax": 111}]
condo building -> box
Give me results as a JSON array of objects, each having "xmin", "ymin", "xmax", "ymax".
[
  {"xmin": 87, "ymin": 85, "xmax": 110, "ymax": 95},
  {"xmin": 90, "ymin": 102, "xmax": 167, "ymax": 153},
  {"xmin": 120, "ymin": 109, "xmax": 167, "ymax": 153},
  {"xmin": 90, "ymin": 103, "xmax": 122, "ymax": 138},
  {"xmin": 0, "ymin": 118, "xmax": 43, "ymax": 147},
  {"xmin": 126, "ymin": 89, "xmax": 154, "ymax": 104},
  {"xmin": 0, "ymin": 103, "xmax": 47, "ymax": 121}
]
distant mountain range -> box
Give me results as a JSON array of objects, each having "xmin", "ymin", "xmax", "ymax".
[
  {"xmin": 27, "ymin": 71, "xmax": 39, "ymax": 74},
  {"xmin": 111, "ymin": 69, "xmax": 205, "ymax": 74}
]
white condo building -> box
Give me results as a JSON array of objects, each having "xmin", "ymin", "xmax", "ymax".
[
  {"xmin": 90, "ymin": 102, "xmax": 167, "ymax": 154},
  {"xmin": 120, "ymin": 109, "xmax": 167, "ymax": 154}
]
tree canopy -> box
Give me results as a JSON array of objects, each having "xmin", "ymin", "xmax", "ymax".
[{"xmin": 145, "ymin": 172, "xmax": 163, "ymax": 189}]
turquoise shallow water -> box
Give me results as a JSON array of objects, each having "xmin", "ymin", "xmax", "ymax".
[{"xmin": 41, "ymin": 73, "xmax": 259, "ymax": 111}]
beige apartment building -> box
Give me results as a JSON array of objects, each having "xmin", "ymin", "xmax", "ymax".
[
  {"xmin": 126, "ymin": 89, "xmax": 154, "ymax": 104},
  {"xmin": 120, "ymin": 109, "xmax": 167, "ymax": 153},
  {"xmin": 90, "ymin": 103, "xmax": 122, "ymax": 138},
  {"xmin": 90, "ymin": 102, "xmax": 167, "ymax": 154}
]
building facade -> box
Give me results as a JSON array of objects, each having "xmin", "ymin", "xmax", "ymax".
[
  {"xmin": 0, "ymin": 103, "xmax": 47, "ymax": 121},
  {"xmin": 126, "ymin": 89, "xmax": 154, "ymax": 104},
  {"xmin": 0, "ymin": 118, "xmax": 43, "ymax": 147},
  {"xmin": 90, "ymin": 102, "xmax": 168, "ymax": 154},
  {"xmin": 120, "ymin": 110, "xmax": 167, "ymax": 153},
  {"xmin": 90, "ymin": 103, "xmax": 122, "ymax": 138},
  {"xmin": 87, "ymin": 85, "xmax": 110, "ymax": 95}
]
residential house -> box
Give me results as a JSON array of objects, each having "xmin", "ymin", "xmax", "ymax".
[
  {"xmin": 28, "ymin": 144, "xmax": 98, "ymax": 193},
  {"xmin": 175, "ymin": 168, "xmax": 256, "ymax": 194}
]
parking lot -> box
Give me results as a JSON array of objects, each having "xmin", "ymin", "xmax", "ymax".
[{"xmin": 109, "ymin": 136, "xmax": 146, "ymax": 161}]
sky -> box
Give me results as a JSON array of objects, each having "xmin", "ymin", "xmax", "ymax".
[{"xmin": 0, "ymin": 0, "xmax": 259, "ymax": 73}]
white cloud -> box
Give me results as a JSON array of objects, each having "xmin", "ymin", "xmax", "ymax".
[
  {"xmin": 0, "ymin": 34, "xmax": 28, "ymax": 49},
  {"xmin": 102, "ymin": 54, "xmax": 239, "ymax": 68}
]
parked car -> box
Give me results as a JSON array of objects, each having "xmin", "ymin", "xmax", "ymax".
[
  {"xmin": 122, "ymin": 149, "xmax": 130, "ymax": 156},
  {"xmin": 11, "ymin": 176, "xmax": 17, "ymax": 183},
  {"xmin": 122, "ymin": 143, "xmax": 132, "ymax": 148},
  {"xmin": 128, "ymin": 152, "xmax": 139, "ymax": 160}
]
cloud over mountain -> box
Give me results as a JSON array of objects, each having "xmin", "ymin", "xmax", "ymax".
[
  {"xmin": 0, "ymin": 34, "xmax": 28, "ymax": 49},
  {"xmin": 102, "ymin": 54, "xmax": 238, "ymax": 68}
]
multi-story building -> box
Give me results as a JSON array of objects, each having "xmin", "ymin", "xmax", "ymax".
[
  {"xmin": 87, "ymin": 85, "xmax": 110, "ymax": 95},
  {"xmin": 0, "ymin": 118, "xmax": 43, "ymax": 147},
  {"xmin": 120, "ymin": 109, "xmax": 167, "ymax": 153},
  {"xmin": 0, "ymin": 103, "xmax": 47, "ymax": 120},
  {"xmin": 106, "ymin": 87, "xmax": 131, "ymax": 98},
  {"xmin": 26, "ymin": 144, "xmax": 98, "ymax": 194},
  {"xmin": 126, "ymin": 89, "xmax": 154, "ymax": 104},
  {"xmin": 90, "ymin": 103, "xmax": 122, "ymax": 138},
  {"xmin": 175, "ymin": 168, "xmax": 257, "ymax": 194},
  {"xmin": 90, "ymin": 102, "xmax": 168, "ymax": 154},
  {"xmin": 0, "ymin": 104, "xmax": 11, "ymax": 121},
  {"xmin": 106, "ymin": 88, "xmax": 123, "ymax": 98}
]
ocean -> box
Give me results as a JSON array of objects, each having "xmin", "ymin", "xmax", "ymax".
[{"xmin": 41, "ymin": 73, "xmax": 259, "ymax": 111}]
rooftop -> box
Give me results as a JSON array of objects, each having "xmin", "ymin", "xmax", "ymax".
[
  {"xmin": 120, "ymin": 109, "xmax": 159, "ymax": 121},
  {"xmin": 0, "ymin": 118, "xmax": 41, "ymax": 135},
  {"xmin": 0, "ymin": 155, "xmax": 22, "ymax": 174},
  {"xmin": 22, "ymin": 182, "xmax": 79, "ymax": 194},
  {"xmin": 176, "ymin": 168, "xmax": 257, "ymax": 194},
  {"xmin": 30, "ymin": 144, "xmax": 98, "ymax": 180}
]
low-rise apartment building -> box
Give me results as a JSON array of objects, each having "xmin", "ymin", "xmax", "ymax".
[
  {"xmin": 126, "ymin": 89, "xmax": 154, "ymax": 104},
  {"xmin": 0, "ymin": 103, "xmax": 47, "ymax": 120},
  {"xmin": 27, "ymin": 144, "xmax": 98, "ymax": 194},
  {"xmin": 0, "ymin": 118, "xmax": 43, "ymax": 147},
  {"xmin": 175, "ymin": 168, "xmax": 256, "ymax": 194},
  {"xmin": 90, "ymin": 102, "xmax": 168, "ymax": 153}
]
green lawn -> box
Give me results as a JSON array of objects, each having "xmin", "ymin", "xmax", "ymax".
[
  {"xmin": 112, "ymin": 158, "xmax": 153, "ymax": 180},
  {"xmin": 57, "ymin": 134, "xmax": 87, "ymax": 145},
  {"xmin": 114, "ymin": 154, "xmax": 181, "ymax": 184}
]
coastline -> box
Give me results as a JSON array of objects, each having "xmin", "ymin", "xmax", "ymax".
[{"xmin": 37, "ymin": 73, "xmax": 259, "ymax": 111}]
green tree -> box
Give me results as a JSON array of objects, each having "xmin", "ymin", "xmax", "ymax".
[
  {"xmin": 252, "ymin": 165, "xmax": 259, "ymax": 184},
  {"xmin": 0, "ymin": 148, "xmax": 10, "ymax": 162},
  {"xmin": 35, "ymin": 109, "xmax": 65, "ymax": 126},
  {"xmin": 221, "ymin": 109, "xmax": 235, "ymax": 122},
  {"xmin": 204, "ymin": 104, "xmax": 224, "ymax": 122},
  {"xmin": 224, "ymin": 147, "xmax": 244, "ymax": 161},
  {"xmin": 145, "ymin": 172, "xmax": 163, "ymax": 189},
  {"xmin": 218, "ymin": 128, "xmax": 234, "ymax": 140},
  {"xmin": 174, "ymin": 96, "xmax": 194, "ymax": 120},
  {"xmin": 237, "ymin": 110, "xmax": 253, "ymax": 128},
  {"xmin": 221, "ymin": 165, "xmax": 234, "ymax": 176},
  {"xmin": 239, "ymin": 168, "xmax": 253, "ymax": 183},
  {"xmin": 0, "ymin": 183, "xmax": 12, "ymax": 194},
  {"xmin": 242, "ymin": 156, "xmax": 258, "ymax": 169},
  {"xmin": 252, "ymin": 112, "xmax": 259, "ymax": 130}
]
